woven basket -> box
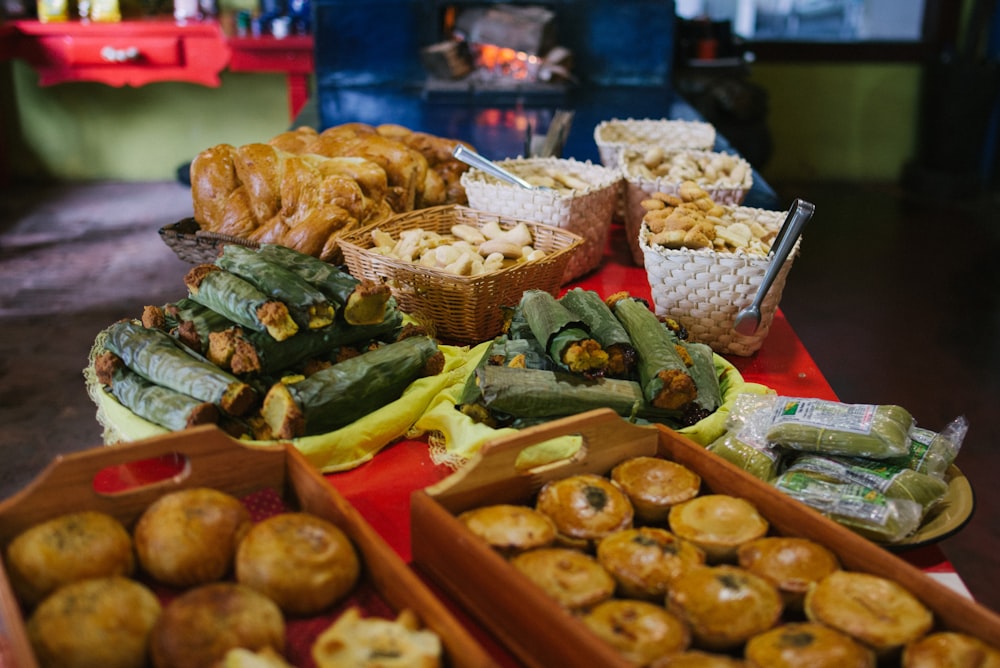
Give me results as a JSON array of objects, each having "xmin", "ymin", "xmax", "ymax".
[
  {"xmin": 159, "ymin": 218, "xmax": 259, "ymax": 264},
  {"xmin": 461, "ymin": 157, "xmax": 621, "ymax": 282},
  {"xmin": 620, "ymin": 148, "xmax": 754, "ymax": 266},
  {"xmin": 593, "ymin": 118, "xmax": 717, "ymax": 168},
  {"xmin": 338, "ymin": 205, "xmax": 584, "ymax": 344},
  {"xmin": 640, "ymin": 206, "xmax": 799, "ymax": 357}
]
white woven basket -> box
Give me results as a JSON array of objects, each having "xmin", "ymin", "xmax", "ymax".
[
  {"xmin": 640, "ymin": 206, "xmax": 800, "ymax": 357},
  {"xmin": 620, "ymin": 148, "xmax": 754, "ymax": 266},
  {"xmin": 461, "ymin": 157, "xmax": 622, "ymax": 282},
  {"xmin": 593, "ymin": 118, "xmax": 717, "ymax": 168}
]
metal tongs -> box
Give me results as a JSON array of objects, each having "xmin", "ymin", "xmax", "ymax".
[
  {"xmin": 733, "ymin": 198, "xmax": 815, "ymax": 336},
  {"xmin": 452, "ymin": 145, "xmax": 553, "ymax": 192}
]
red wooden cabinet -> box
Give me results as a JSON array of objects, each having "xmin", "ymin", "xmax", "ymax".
[{"xmin": 228, "ymin": 34, "xmax": 313, "ymax": 119}]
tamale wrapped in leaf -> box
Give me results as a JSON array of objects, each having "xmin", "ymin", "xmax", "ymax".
[
  {"xmin": 155, "ymin": 298, "xmax": 236, "ymax": 354},
  {"xmin": 606, "ymin": 292, "xmax": 697, "ymax": 411},
  {"xmin": 457, "ymin": 336, "xmax": 553, "ymax": 407},
  {"xmin": 476, "ymin": 365, "xmax": 645, "ymax": 418},
  {"xmin": 260, "ymin": 335, "xmax": 441, "ymax": 438},
  {"xmin": 678, "ymin": 339, "xmax": 722, "ymax": 414},
  {"xmin": 102, "ymin": 320, "xmax": 257, "ymax": 416},
  {"xmin": 518, "ymin": 289, "xmax": 608, "ymax": 376},
  {"xmin": 103, "ymin": 362, "xmax": 219, "ymax": 431},
  {"xmin": 707, "ymin": 432, "xmax": 782, "ymax": 481},
  {"xmin": 559, "ymin": 288, "xmax": 637, "ymax": 379},
  {"xmin": 765, "ymin": 398, "xmax": 914, "ymax": 459},
  {"xmin": 184, "ymin": 264, "xmax": 299, "ymax": 341},
  {"xmin": 216, "ymin": 244, "xmax": 335, "ymax": 330},
  {"xmin": 256, "ymin": 243, "xmax": 392, "ymax": 326}
]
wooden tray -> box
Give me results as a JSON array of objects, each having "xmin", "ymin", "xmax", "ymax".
[
  {"xmin": 410, "ymin": 409, "xmax": 1000, "ymax": 668},
  {"xmin": 0, "ymin": 425, "xmax": 498, "ymax": 668}
]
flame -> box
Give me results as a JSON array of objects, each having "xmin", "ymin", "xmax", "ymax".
[{"xmin": 476, "ymin": 43, "xmax": 541, "ymax": 81}]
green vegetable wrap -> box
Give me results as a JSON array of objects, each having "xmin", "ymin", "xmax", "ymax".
[
  {"xmin": 216, "ymin": 245, "xmax": 335, "ymax": 330},
  {"xmin": 559, "ymin": 288, "xmax": 637, "ymax": 379},
  {"xmin": 679, "ymin": 340, "xmax": 722, "ymax": 413},
  {"xmin": 518, "ymin": 289, "xmax": 608, "ymax": 375},
  {"xmin": 102, "ymin": 320, "xmax": 257, "ymax": 416},
  {"xmin": 607, "ymin": 293, "xmax": 697, "ymax": 411},
  {"xmin": 106, "ymin": 364, "xmax": 219, "ymax": 431},
  {"xmin": 184, "ymin": 264, "xmax": 299, "ymax": 341},
  {"xmin": 261, "ymin": 335, "xmax": 441, "ymax": 438},
  {"xmin": 765, "ymin": 398, "xmax": 914, "ymax": 459}
]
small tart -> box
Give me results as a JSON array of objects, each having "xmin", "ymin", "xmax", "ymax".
[
  {"xmin": 535, "ymin": 474, "xmax": 634, "ymax": 549},
  {"xmin": 312, "ymin": 606, "xmax": 442, "ymax": 668},
  {"xmin": 581, "ymin": 599, "xmax": 691, "ymax": 665},
  {"xmin": 611, "ymin": 456, "xmax": 701, "ymax": 524},
  {"xmin": 457, "ymin": 504, "xmax": 557, "ymax": 556},
  {"xmin": 665, "ymin": 565, "xmax": 783, "ymax": 652},
  {"xmin": 650, "ymin": 650, "xmax": 748, "ymax": 667},
  {"xmin": 804, "ymin": 570, "xmax": 933, "ymax": 654},
  {"xmin": 737, "ymin": 536, "xmax": 841, "ymax": 611},
  {"xmin": 668, "ymin": 494, "xmax": 768, "ymax": 563},
  {"xmin": 510, "ymin": 547, "xmax": 616, "ymax": 611},
  {"xmin": 744, "ymin": 622, "xmax": 876, "ymax": 668},
  {"xmin": 596, "ymin": 527, "xmax": 705, "ymax": 600},
  {"xmin": 903, "ymin": 631, "xmax": 1000, "ymax": 668}
]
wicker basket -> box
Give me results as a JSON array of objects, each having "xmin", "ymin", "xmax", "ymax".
[
  {"xmin": 593, "ymin": 118, "xmax": 717, "ymax": 168},
  {"xmin": 461, "ymin": 157, "xmax": 621, "ymax": 282},
  {"xmin": 158, "ymin": 218, "xmax": 259, "ymax": 264},
  {"xmin": 338, "ymin": 205, "xmax": 584, "ymax": 344},
  {"xmin": 620, "ymin": 148, "xmax": 754, "ymax": 266},
  {"xmin": 640, "ymin": 206, "xmax": 799, "ymax": 357}
]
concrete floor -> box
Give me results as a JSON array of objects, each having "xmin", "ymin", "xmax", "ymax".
[{"xmin": 1, "ymin": 178, "xmax": 999, "ymax": 618}]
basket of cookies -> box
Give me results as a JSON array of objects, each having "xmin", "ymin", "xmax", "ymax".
[{"xmin": 593, "ymin": 118, "xmax": 717, "ymax": 168}]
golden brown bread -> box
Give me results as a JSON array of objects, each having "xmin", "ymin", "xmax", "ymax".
[
  {"xmin": 4, "ymin": 510, "xmax": 135, "ymax": 608},
  {"xmin": 311, "ymin": 606, "xmax": 442, "ymax": 668},
  {"xmin": 509, "ymin": 547, "xmax": 616, "ymax": 611},
  {"xmin": 581, "ymin": 599, "xmax": 691, "ymax": 665},
  {"xmin": 737, "ymin": 536, "xmax": 841, "ymax": 612},
  {"xmin": 668, "ymin": 494, "xmax": 769, "ymax": 563},
  {"xmin": 457, "ymin": 503, "xmax": 557, "ymax": 556},
  {"xmin": 27, "ymin": 576, "xmax": 161, "ymax": 668},
  {"xmin": 535, "ymin": 473, "xmax": 634, "ymax": 550},
  {"xmin": 744, "ymin": 622, "xmax": 876, "ymax": 668},
  {"xmin": 133, "ymin": 487, "xmax": 252, "ymax": 588},
  {"xmin": 596, "ymin": 526, "xmax": 705, "ymax": 601},
  {"xmin": 235, "ymin": 512, "xmax": 361, "ymax": 616},
  {"xmin": 610, "ymin": 455, "xmax": 702, "ymax": 524},
  {"xmin": 903, "ymin": 631, "xmax": 1000, "ymax": 667}
]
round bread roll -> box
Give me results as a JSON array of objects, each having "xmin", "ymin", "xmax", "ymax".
[
  {"xmin": 903, "ymin": 631, "xmax": 1000, "ymax": 667},
  {"xmin": 581, "ymin": 599, "xmax": 691, "ymax": 665},
  {"xmin": 27, "ymin": 576, "xmax": 161, "ymax": 668},
  {"xmin": 457, "ymin": 504, "xmax": 557, "ymax": 556},
  {"xmin": 134, "ymin": 487, "xmax": 252, "ymax": 588},
  {"xmin": 668, "ymin": 494, "xmax": 768, "ymax": 563},
  {"xmin": 610, "ymin": 456, "xmax": 701, "ymax": 524},
  {"xmin": 666, "ymin": 564, "xmax": 783, "ymax": 652},
  {"xmin": 596, "ymin": 526, "xmax": 705, "ymax": 600},
  {"xmin": 804, "ymin": 570, "xmax": 934, "ymax": 655},
  {"xmin": 509, "ymin": 547, "xmax": 616, "ymax": 611},
  {"xmin": 650, "ymin": 650, "xmax": 748, "ymax": 667},
  {"xmin": 744, "ymin": 622, "xmax": 876, "ymax": 668},
  {"xmin": 236, "ymin": 512, "xmax": 361, "ymax": 616},
  {"xmin": 737, "ymin": 536, "xmax": 840, "ymax": 611},
  {"xmin": 535, "ymin": 473, "xmax": 634, "ymax": 549},
  {"xmin": 312, "ymin": 606, "xmax": 442, "ymax": 668},
  {"xmin": 5, "ymin": 510, "xmax": 135, "ymax": 608},
  {"xmin": 150, "ymin": 582, "xmax": 286, "ymax": 668}
]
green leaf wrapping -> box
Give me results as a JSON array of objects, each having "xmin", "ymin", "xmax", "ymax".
[
  {"xmin": 163, "ymin": 297, "xmax": 236, "ymax": 351},
  {"xmin": 256, "ymin": 243, "xmax": 361, "ymax": 305},
  {"xmin": 108, "ymin": 365, "xmax": 218, "ymax": 431},
  {"xmin": 283, "ymin": 335, "xmax": 439, "ymax": 435},
  {"xmin": 188, "ymin": 268, "xmax": 275, "ymax": 333},
  {"xmin": 517, "ymin": 289, "xmax": 606, "ymax": 374},
  {"xmin": 216, "ymin": 245, "xmax": 335, "ymax": 329},
  {"xmin": 559, "ymin": 288, "xmax": 637, "ymax": 378},
  {"xmin": 103, "ymin": 320, "xmax": 256, "ymax": 415},
  {"xmin": 765, "ymin": 399, "xmax": 914, "ymax": 459},
  {"xmin": 456, "ymin": 335, "xmax": 553, "ymax": 407},
  {"xmin": 679, "ymin": 340, "xmax": 722, "ymax": 412}
]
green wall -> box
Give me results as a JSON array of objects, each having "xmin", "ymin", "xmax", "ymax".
[{"xmin": 1, "ymin": 56, "xmax": 922, "ymax": 183}]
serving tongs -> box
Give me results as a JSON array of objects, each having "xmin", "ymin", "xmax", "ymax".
[
  {"xmin": 452, "ymin": 145, "xmax": 553, "ymax": 192},
  {"xmin": 733, "ymin": 198, "xmax": 815, "ymax": 336}
]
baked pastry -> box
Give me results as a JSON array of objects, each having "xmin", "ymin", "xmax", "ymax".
[
  {"xmin": 26, "ymin": 576, "xmax": 161, "ymax": 668},
  {"xmin": 744, "ymin": 622, "xmax": 876, "ymax": 668},
  {"xmin": 610, "ymin": 456, "xmax": 701, "ymax": 524},
  {"xmin": 222, "ymin": 647, "xmax": 295, "ymax": 667},
  {"xmin": 650, "ymin": 651, "xmax": 747, "ymax": 667},
  {"xmin": 134, "ymin": 487, "xmax": 252, "ymax": 588},
  {"xmin": 903, "ymin": 631, "xmax": 1000, "ymax": 667},
  {"xmin": 596, "ymin": 526, "xmax": 705, "ymax": 600},
  {"xmin": 4, "ymin": 510, "xmax": 135, "ymax": 608},
  {"xmin": 665, "ymin": 565, "xmax": 783, "ymax": 651},
  {"xmin": 804, "ymin": 570, "xmax": 933, "ymax": 655},
  {"xmin": 509, "ymin": 547, "xmax": 616, "ymax": 611},
  {"xmin": 236, "ymin": 511, "xmax": 361, "ymax": 616},
  {"xmin": 312, "ymin": 606, "xmax": 442, "ymax": 668},
  {"xmin": 668, "ymin": 494, "xmax": 768, "ymax": 563},
  {"xmin": 150, "ymin": 582, "xmax": 286, "ymax": 668},
  {"xmin": 581, "ymin": 599, "xmax": 691, "ymax": 665},
  {"xmin": 457, "ymin": 503, "xmax": 557, "ymax": 556},
  {"xmin": 535, "ymin": 473, "xmax": 634, "ymax": 550},
  {"xmin": 736, "ymin": 536, "xmax": 841, "ymax": 611}
]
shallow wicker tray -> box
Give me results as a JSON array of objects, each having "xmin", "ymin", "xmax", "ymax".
[
  {"xmin": 593, "ymin": 118, "xmax": 717, "ymax": 168},
  {"xmin": 158, "ymin": 217, "xmax": 259, "ymax": 264},
  {"xmin": 338, "ymin": 205, "xmax": 584, "ymax": 344}
]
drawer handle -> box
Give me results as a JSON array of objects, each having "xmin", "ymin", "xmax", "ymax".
[{"xmin": 100, "ymin": 46, "xmax": 140, "ymax": 63}]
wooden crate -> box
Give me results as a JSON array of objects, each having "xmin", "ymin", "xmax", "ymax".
[
  {"xmin": 410, "ymin": 408, "xmax": 1000, "ymax": 668},
  {"xmin": 0, "ymin": 425, "xmax": 498, "ymax": 668}
]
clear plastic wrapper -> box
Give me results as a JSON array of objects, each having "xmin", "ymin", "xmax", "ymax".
[
  {"xmin": 706, "ymin": 393, "xmax": 782, "ymax": 481},
  {"xmin": 890, "ymin": 416, "xmax": 968, "ymax": 479},
  {"xmin": 764, "ymin": 398, "xmax": 914, "ymax": 459}
]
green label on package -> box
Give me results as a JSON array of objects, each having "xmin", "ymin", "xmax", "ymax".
[{"xmin": 772, "ymin": 398, "xmax": 877, "ymax": 435}]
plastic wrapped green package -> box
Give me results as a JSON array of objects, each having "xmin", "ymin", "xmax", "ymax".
[
  {"xmin": 706, "ymin": 393, "xmax": 783, "ymax": 481},
  {"xmin": 773, "ymin": 470, "xmax": 923, "ymax": 543},
  {"xmin": 765, "ymin": 398, "xmax": 914, "ymax": 459},
  {"xmin": 889, "ymin": 416, "xmax": 968, "ymax": 479}
]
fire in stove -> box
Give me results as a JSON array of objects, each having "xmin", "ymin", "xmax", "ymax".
[{"xmin": 421, "ymin": 4, "xmax": 575, "ymax": 98}]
